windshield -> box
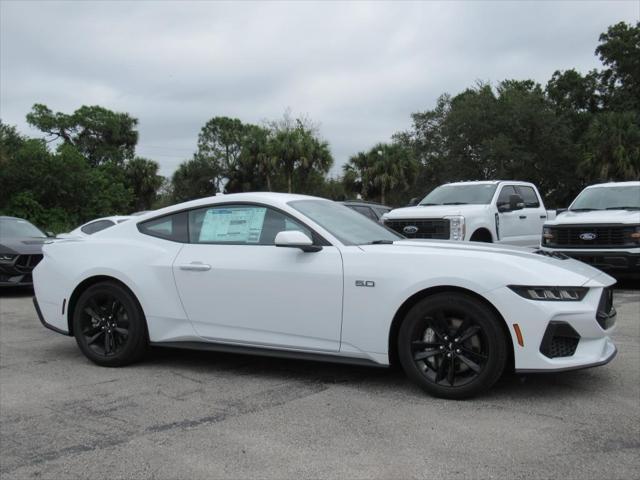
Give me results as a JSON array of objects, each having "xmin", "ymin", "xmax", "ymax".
[
  {"xmin": 0, "ymin": 218, "xmax": 46, "ymax": 239},
  {"xmin": 570, "ymin": 186, "xmax": 640, "ymax": 211},
  {"xmin": 420, "ymin": 184, "xmax": 498, "ymax": 205},
  {"xmin": 289, "ymin": 200, "xmax": 402, "ymax": 245}
]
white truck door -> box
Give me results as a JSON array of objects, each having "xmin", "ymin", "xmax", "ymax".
[{"xmin": 515, "ymin": 185, "xmax": 547, "ymax": 246}]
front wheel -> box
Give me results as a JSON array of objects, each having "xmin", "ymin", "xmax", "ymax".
[
  {"xmin": 398, "ymin": 292, "xmax": 507, "ymax": 399},
  {"xmin": 73, "ymin": 281, "xmax": 148, "ymax": 367}
]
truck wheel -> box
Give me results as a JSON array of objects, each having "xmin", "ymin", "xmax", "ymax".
[{"xmin": 470, "ymin": 229, "xmax": 492, "ymax": 242}]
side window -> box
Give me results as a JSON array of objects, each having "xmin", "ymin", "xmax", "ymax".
[
  {"xmin": 138, "ymin": 212, "xmax": 188, "ymax": 242},
  {"xmin": 349, "ymin": 205, "xmax": 378, "ymax": 221},
  {"xmin": 81, "ymin": 220, "xmax": 114, "ymax": 235},
  {"xmin": 516, "ymin": 186, "xmax": 541, "ymax": 208},
  {"xmin": 496, "ymin": 186, "xmax": 517, "ymax": 208},
  {"xmin": 188, "ymin": 205, "xmax": 311, "ymax": 245}
]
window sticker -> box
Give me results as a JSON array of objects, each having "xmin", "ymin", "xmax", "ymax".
[{"xmin": 199, "ymin": 207, "xmax": 266, "ymax": 243}]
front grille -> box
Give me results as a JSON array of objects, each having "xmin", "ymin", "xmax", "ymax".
[
  {"xmin": 13, "ymin": 254, "xmax": 43, "ymax": 273},
  {"xmin": 385, "ymin": 219, "xmax": 450, "ymax": 239},
  {"xmin": 546, "ymin": 225, "xmax": 637, "ymax": 248},
  {"xmin": 596, "ymin": 288, "xmax": 616, "ymax": 330},
  {"xmin": 540, "ymin": 322, "xmax": 580, "ymax": 358},
  {"xmin": 543, "ymin": 337, "xmax": 580, "ymax": 358}
]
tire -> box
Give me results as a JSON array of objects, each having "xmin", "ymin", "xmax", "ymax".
[
  {"xmin": 73, "ymin": 281, "xmax": 148, "ymax": 367},
  {"xmin": 398, "ymin": 292, "xmax": 507, "ymax": 399}
]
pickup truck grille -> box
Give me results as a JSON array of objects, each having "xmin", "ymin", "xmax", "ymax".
[
  {"xmin": 385, "ymin": 219, "xmax": 450, "ymax": 239},
  {"xmin": 545, "ymin": 225, "xmax": 637, "ymax": 248}
]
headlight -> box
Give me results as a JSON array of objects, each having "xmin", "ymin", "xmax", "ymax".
[
  {"xmin": 629, "ymin": 226, "xmax": 640, "ymax": 244},
  {"xmin": 509, "ymin": 285, "xmax": 588, "ymax": 301},
  {"xmin": 445, "ymin": 215, "xmax": 465, "ymax": 241},
  {"xmin": 0, "ymin": 254, "xmax": 17, "ymax": 263},
  {"xmin": 542, "ymin": 227, "xmax": 554, "ymax": 245}
]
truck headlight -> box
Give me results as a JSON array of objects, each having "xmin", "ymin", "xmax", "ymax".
[
  {"xmin": 542, "ymin": 227, "xmax": 554, "ymax": 245},
  {"xmin": 0, "ymin": 254, "xmax": 17, "ymax": 263},
  {"xmin": 445, "ymin": 215, "xmax": 465, "ymax": 241},
  {"xmin": 508, "ymin": 285, "xmax": 588, "ymax": 301},
  {"xmin": 630, "ymin": 226, "xmax": 640, "ymax": 244}
]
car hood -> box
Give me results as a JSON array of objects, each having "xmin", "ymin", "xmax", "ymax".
[
  {"xmin": 548, "ymin": 209, "xmax": 640, "ymax": 225},
  {"xmin": 0, "ymin": 238, "xmax": 46, "ymax": 255},
  {"xmin": 385, "ymin": 204, "xmax": 489, "ymax": 219},
  {"xmin": 359, "ymin": 239, "xmax": 613, "ymax": 287}
]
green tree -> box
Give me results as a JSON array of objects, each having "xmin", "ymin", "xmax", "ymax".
[
  {"xmin": 171, "ymin": 156, "xmax": 219, "ymax": 202},
  {"xmin": 195, "ymin": 116, "xmax": 247, "ymax": 191},
  {"xmin": 26, "ymin": 104, "xmax": 138, "ymax": 166},
  {"xmin": 596, "ymin": 21, "xmax": 640, "ymax": 111},
  {"xmin": 343, "ymin": 143, "xmax": 415, "ymax": 205},
  {"xmin": 267, "ymin": 114, "xmax": 333, "ymax": 193},
  {"xmin": 125, "ymin": 157, "xmax": 164, "ymax": 211},
  {"xmin": 580, "ymin": 111, "xmax": 640, "ymax": 181}
]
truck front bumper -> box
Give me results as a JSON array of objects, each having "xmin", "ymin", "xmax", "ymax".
[{"xmin": 541, "ymin": 247, "xmax": 640, "ymax": 276}]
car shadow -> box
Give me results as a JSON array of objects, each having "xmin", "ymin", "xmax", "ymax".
[{"xmin": 143, "ymin": 346, "xmax": 617, "ymax": 401}]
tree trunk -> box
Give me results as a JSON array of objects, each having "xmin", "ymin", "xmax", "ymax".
[
  {"xmin": 266, "ymin": 174, "xmax": 272, "ymax": 192},
  {"xmin": 381, "ymin": 185, "xmax": 385, "ymax": 204},
  {"xmin": 287, "ymin": 173, "xmax": 292, "ymax": 193}
]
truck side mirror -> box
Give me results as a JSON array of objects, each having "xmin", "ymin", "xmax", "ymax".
[
  {"xmin": 509, "ymin": 194, "xmax": 525, "ymax": 211},
  {"xmin": 407, "ymin": 197, "xmax": 419, "ymax": 206}
]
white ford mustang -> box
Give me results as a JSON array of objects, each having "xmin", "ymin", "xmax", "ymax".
[{"xmin": 32, "ymin": 192, "xmax": 617, "ymax": 398}]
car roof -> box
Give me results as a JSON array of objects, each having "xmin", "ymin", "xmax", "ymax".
[
  {"xmin": 584, "ymin": 181, "xmax": 640, "ymax": 188},
  {"xmin": 444, "ymin": 180, "xmax": 535, "ymax": 186},
  {"xmin": 135, "ymin": 192, "xmax": 328, "ymax": 220}
]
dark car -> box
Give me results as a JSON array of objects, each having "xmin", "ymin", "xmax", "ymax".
[
  {"xmin": 340, "ymin": 200, "xmax": 391, "ymax": 223},
  {"xmin": 0, "ymin": 216, "xmax": 48, "ymax": 287}
]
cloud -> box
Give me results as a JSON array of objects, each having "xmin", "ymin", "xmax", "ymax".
[{"xmin": 1, "ymin": 0, "xmax": 637, "ymax": 177}]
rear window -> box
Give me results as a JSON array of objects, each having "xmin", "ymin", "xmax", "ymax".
[
  {"xmin": 138, "ymin": 212, "xmax": 188, "ymax": 242},
  {"xmin": 81, "ymin": 220, "xmax": 114, "ymax": 235}
]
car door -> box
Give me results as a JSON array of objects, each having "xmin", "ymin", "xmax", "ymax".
[
  {"xmin": 515, "ymin": 185, "xmax": 546, "ymax": 246},
  {"xmin": 172, "ymin": 204, "xmax": 344, "ymax": 352},
  {"xmin": 495, "ymin": 185, "xmax": 526, "ymax": 245}
]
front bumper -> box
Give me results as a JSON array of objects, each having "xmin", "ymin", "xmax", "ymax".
[
  {"xmin": 0, "ymin": 273, "xmax": 34, "ymax": 287},
  {"xmin": 0, "ymin": 254, "xmax": 44, "ymax": 286},
  {"xmin": 485, "ymin": 284, "xmax": 618, "ymax": 373},
  {"xmin": 541, "ymin": 248, "xmax": 640, "ymax": 275}
]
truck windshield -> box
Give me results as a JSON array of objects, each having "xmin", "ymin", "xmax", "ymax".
[
  {"xmin": 570, "ymin": 186, "xmax": 640, "ymax": 211},
  {"xmin": 420, "ymin": 184, "xmax": 498, "ymax": 205},
  {"xmin": 289, "ymin": 200, "xmax": 402, "ymax": 246}
]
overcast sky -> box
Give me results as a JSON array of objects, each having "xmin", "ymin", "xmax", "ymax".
[{"xmin": 1, "ymin": 1, "xmax": 638, "ymax": 177}]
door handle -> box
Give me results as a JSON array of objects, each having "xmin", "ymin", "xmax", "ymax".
[
  {"xmin": 519, "ymin": 215, "xmax": 527, "ymax": 219},
  {"xmin": 179, "ymin": 262, "xmax": 211, "ymax": 272},
  {"xmin": 540, "ymin": 215, "xmax": 547, "ymax": 219}
]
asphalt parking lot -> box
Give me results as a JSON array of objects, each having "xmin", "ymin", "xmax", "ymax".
[{"xmin": 1, "ymin": 285, "xmax": 638, "ymax": 480}]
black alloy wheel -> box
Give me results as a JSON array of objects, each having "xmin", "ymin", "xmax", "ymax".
[
  {"xmin": 81, "ymin": 294, "xmax": 130, "ymax": 356},
  {"xmin": 398, "ymin": 292, "xmax": 507, "ymax": 399},
  {"xmin": 73, "ymin": 281, "xmax": 147, "ymax": 367}
]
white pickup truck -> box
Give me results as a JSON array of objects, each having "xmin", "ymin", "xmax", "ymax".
[
  {"xmin": 541, "ymin": 181, "xmax": 640, "ymax": 276},
  {"xmin": 382, "ymin": 180, "xmax": 553, "ymax": 247}
]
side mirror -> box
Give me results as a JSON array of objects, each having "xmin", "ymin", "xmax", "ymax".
[
  {"xmin": 556, "ymin": 208, "xmax": 567, "ymax": 215},
  {"xmin": 407, "ymin": 197, "xmax": 419, "ymax": 207},
  {"xmin": 46, "ymin": 231, "xmax": 55, "ymax": 238},
  {"xmin": 274, "ymin": 230, "xmax": 322, "ymax": 253},
  {"xmin": 509, "ymin": 194, "xmax": 525, "ymax": 211}
]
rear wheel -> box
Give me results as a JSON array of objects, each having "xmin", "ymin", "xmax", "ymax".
[
  {"xmin": 73, "ymin": 282, "xmax": 147, "ymax": 367},
  {"xmin": 398, "ymin": 292, "xmax": 507, "ymax": 399}
]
